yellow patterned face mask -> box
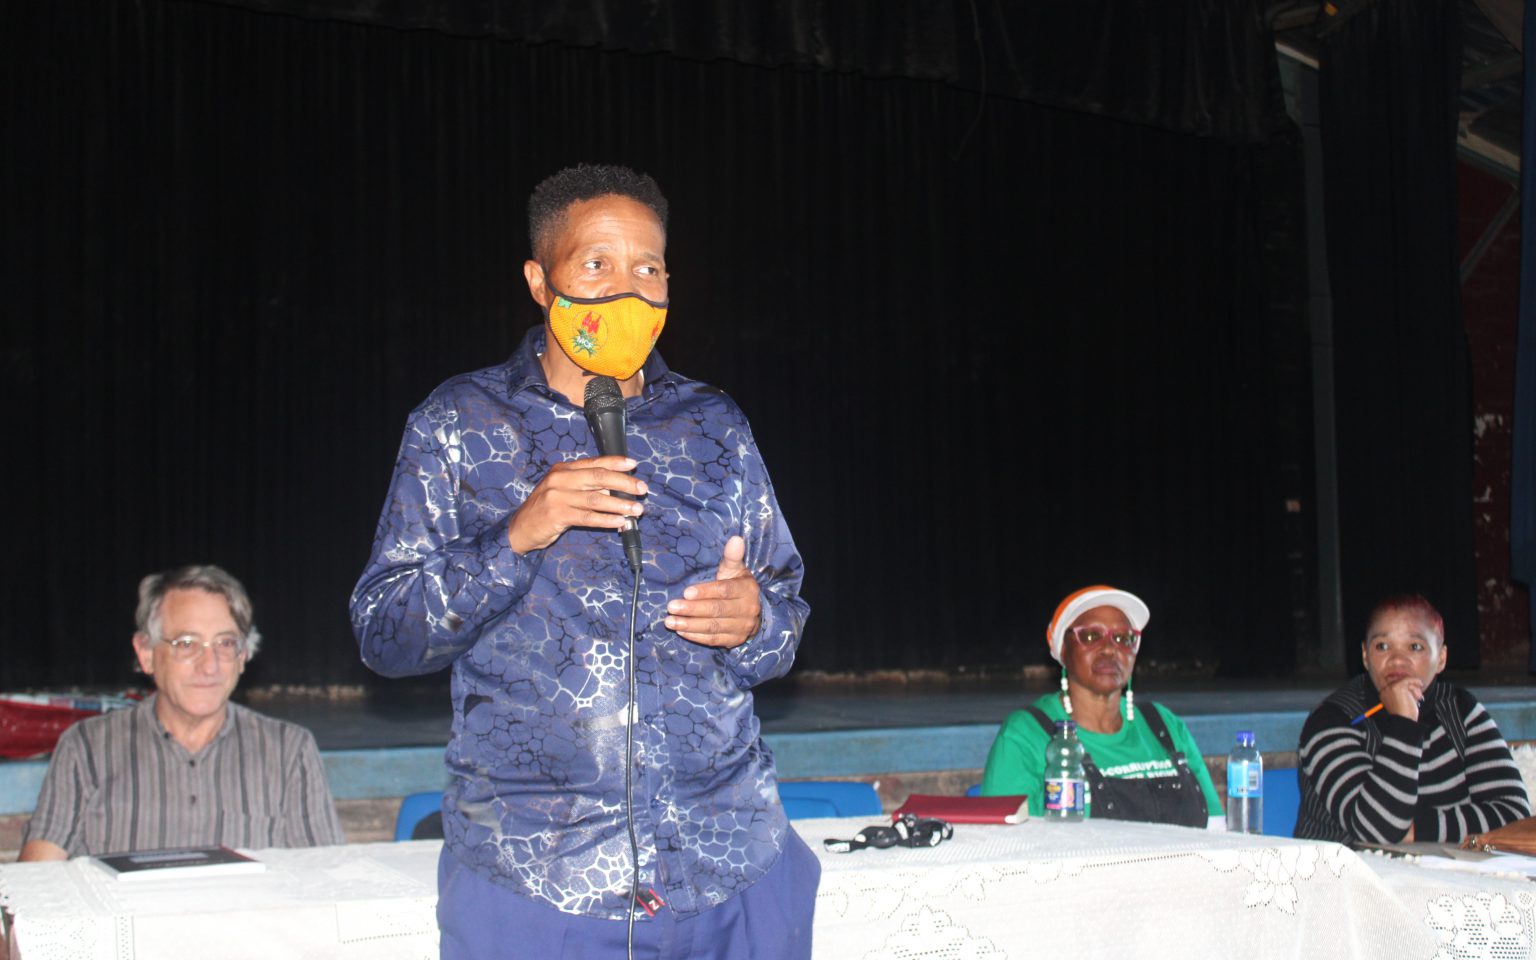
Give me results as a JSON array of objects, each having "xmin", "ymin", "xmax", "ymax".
[{"xmin": 545, "ymin": 282, "xmax": 668, "ymax": 380}]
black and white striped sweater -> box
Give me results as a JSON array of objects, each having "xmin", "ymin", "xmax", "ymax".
[{"xmin": 1295, "ymin": 674, "xmax": 1530, "ymax": 843}]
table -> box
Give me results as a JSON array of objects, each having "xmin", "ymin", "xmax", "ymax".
[
  {"xmin": 3, "ymin": 823, "xmax": 1534, "ymax": 959},
  {"xmin": 0, "ymin": 842, "xmax": 439, "ymax": 960},
  {"xmin": 1363, "ymin": 853, "xmax": 1536, "ymax": 960},
  {"xmin": 795, "ymin": 817, "xmax": 1536, "ymax": 960}
]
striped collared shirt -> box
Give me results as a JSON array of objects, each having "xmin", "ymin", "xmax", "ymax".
[{"xmin": 24, "ymin": 696, "xmax": 342, "ymax": 855}]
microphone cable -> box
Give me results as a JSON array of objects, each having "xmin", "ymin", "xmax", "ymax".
[
  {"xmin": 623, "ymin": 564, "xmax": 641, "ymax": 960},
  {"xmin": 582, "ymin": 374, "xmax": 647, "ymax": 957}
]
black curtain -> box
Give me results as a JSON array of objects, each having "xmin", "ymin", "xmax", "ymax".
[
  {"xmin": 1318, "ymin": 0, "xmax": 1479, "ymax": 666},
  {"xmin": 1, "ymin": 0, "xmax": 1308, "ymax": 689},
  {"xmin": 199, "ymin": 0, "xmax": 1282, "ymax": 143},
  {"xmin": 1520, "ymin": 0, "xmax": 1536, "ymax": 669}
]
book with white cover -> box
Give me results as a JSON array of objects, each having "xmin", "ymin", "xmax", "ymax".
[{"xmin": 94, "ymin": 845, "xmax": 265, "ymax": 881}]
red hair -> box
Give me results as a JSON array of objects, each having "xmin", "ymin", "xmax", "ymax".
[{"xmin": 1366, "ymin": 594, "xmax": 1444, "ymax": 644}]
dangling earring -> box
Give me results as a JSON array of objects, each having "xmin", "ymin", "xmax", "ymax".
[
  {"xmin": 1124, "ymin": 676, "xmax": 1135, "ymax": 722},
  {"xmin": 1060, "ymin": 666, "xmax": 1073, "ymax": 715}
]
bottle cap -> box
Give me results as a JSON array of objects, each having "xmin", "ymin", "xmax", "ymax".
[{"xmin": 1236, "ymin": 730, "xmax": 1255, "ymax": 747}]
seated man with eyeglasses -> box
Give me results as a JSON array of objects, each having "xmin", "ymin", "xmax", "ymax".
[
  {"xmin": 18, "ymin": 564, "xmax": 342, "ymax": 861},
  {"xmin": 979, "ymin": 585, "xmax": 1224, "ymax": 828}
]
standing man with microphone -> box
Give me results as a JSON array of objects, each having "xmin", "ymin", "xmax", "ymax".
[{"xmin": 351, "ymin": 164, "xmax": 816, "ymax": 960}]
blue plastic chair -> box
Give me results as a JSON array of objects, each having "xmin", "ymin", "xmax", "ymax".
[
  {"xmin": 1262, "ymin": 768, "xmax": 1301, "ymax": 837},
  {"xmin": 395, "ymin": 791, "xmax": 445, "ymax": 841},
  {"xmin": 778, "ymin": 780, "xmax": 882, "ymax": 820},
  {"xmin": 781, "ymin": 795, "xmax": 842, "ymax": 819}
]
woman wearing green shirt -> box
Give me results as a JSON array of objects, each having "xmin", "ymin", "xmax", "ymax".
[{"xmin": 981, "ymin": 585, "xmax": 1223, "ymax": 828}]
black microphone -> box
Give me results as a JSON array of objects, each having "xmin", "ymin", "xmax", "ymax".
[{"xmin": 583, "ymin": 375, "xmax": 643, "ymax": 572}]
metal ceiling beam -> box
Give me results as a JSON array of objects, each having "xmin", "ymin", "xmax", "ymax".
[{"xmin": 1472, "ymin": 0, "xmax": 1524, "ymax": 52}]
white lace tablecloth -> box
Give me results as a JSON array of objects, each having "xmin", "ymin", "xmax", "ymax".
[
  {"xmin": 1363, "ymin": 853, "xmax": 1536, "ymax": 960},
  {"xmin": 0, "ymin": 841, "xmax": 439, "ymax": 960},
  {"xmin": 794, "ymin": 817, "xmax": 1536, "ymax": 960},
  {"xmin": 4, "ymin": 827, "xmax": 1533, "ymax": 959}
]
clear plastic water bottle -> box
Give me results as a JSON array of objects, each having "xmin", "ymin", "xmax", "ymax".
[
  {"xmin": 1043, "ymin": 719, "xmax": 1088, "ymax": 821},
  {"xmin": 1226, "ymin": 730, "xmax": 1263, "ymax": 834}
]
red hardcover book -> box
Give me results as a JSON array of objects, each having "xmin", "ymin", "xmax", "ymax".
[{"xmin": 893, "ymin": 794, "xmax": 1029, "ymax": 824}]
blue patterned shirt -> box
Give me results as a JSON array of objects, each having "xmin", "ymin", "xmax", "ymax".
[{"xmin": 350, "ymin": 327, "xmax": 809, "ymax": 919}]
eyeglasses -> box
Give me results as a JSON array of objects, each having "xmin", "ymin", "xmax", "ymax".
[
  {"xmin": 162, "ymin": 634, "xmax": 246, "ymax": 663},
  {"xmin": 1068, "ymin": 624, "xmax": 1142, "ymax": 653}
]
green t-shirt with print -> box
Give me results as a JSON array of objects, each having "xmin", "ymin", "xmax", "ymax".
[{"xmin": 980, "ymin": 692, "xmax": 1223, "ymax": 820}]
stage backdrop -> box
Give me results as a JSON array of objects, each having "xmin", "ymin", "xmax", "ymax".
[
  {"xmin": 3, "ymin": 0, "xmax": 1344, "ymax": 690},
  {"xmin": 1318, "ymin": 0, "xmax": 1481, "ymax": 674}
]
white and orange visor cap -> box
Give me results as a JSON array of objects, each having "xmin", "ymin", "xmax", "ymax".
[{"xmin": 1046, "ymin": 585, "xmax": 1151, "ymax": 663}]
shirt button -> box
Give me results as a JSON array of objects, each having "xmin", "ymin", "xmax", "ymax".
[
  {"xmin": 189, "ymin": 760, "xmax": 196, "ymax": 767},
  {"xmin": 191, "ymin": 796, "xmax": 198, "ymax": 805}
]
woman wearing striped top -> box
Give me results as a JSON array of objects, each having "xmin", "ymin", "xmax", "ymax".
[{"xmin": 1295, "ymin": 594, "xmax": 1530, "ymax": 843}]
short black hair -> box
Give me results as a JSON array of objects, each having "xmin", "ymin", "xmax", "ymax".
[{"xmin": 528, "ymin": 163, "xmax": 669, "ymax": 263}]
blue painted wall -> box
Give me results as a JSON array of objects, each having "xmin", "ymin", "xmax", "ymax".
[{"xmin": 4, "ymin": 703, "xmax": 1534, "ymax": 814}]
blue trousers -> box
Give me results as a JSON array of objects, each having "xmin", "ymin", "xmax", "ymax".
[{"xmin": 437, "ymin": 830, "xmax": 821, "ymax": 960}]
